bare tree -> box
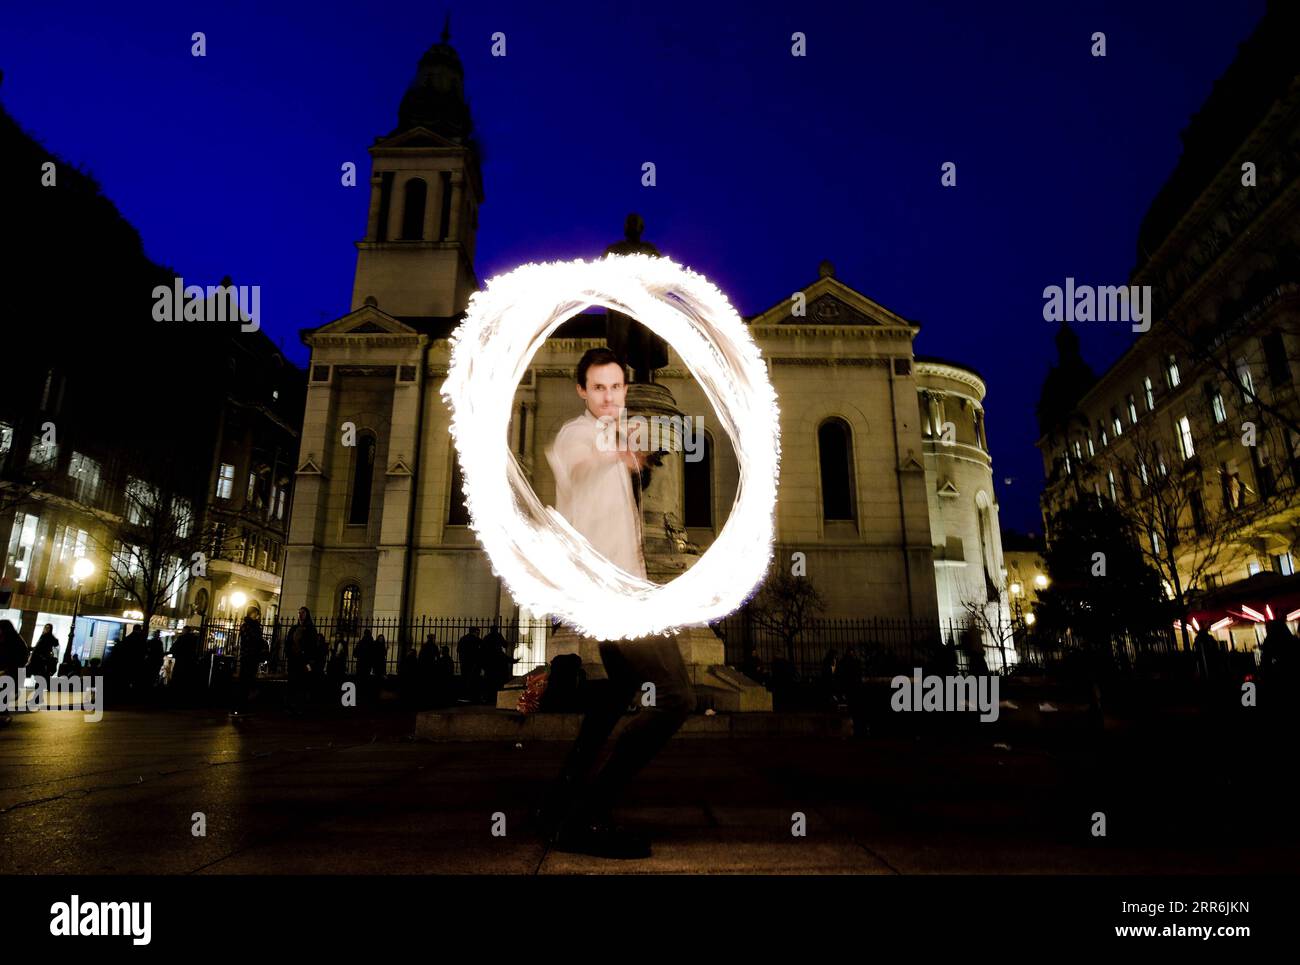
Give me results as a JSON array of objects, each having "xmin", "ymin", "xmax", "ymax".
[
  {"xmin": 959, "ymin": 584, "xmax": 1019, "ymax": 672},
  {"xmin": 746, "ymin": 566, "xmax": 828, "ymax": 663},
  {"xmin": 93, "ymin": 456, "xmax": 203, "ymax": 640},
  {"xmin": 1096, "ymin": 415, "xmax": 1238, "ymax": 653}
]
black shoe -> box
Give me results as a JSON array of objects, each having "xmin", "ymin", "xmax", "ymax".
[{"xmin": 551, "ymin": 820, "xmax": 651, "ymax": 859}]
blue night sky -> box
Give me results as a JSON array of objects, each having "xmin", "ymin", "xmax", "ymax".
[{"xmin": 0, "ymin": 0, "xmax": 1268, "ymax": 532}]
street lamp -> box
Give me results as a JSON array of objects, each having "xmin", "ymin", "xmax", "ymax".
[
  {"xmin": 1034, "ymin": 574, "xmax": 1049, "ymax": 590},
  {"xmin": 230, "ymin": 591, "xmax": 248, "ymax": 617},
  {"xmin": 67, "ymin": 557, "xmax": 96, "ymax": 665}
]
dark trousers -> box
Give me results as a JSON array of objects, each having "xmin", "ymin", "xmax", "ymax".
[{"xmin": 551, "ymin": 636, "xmax": 696, "ymax": 824}]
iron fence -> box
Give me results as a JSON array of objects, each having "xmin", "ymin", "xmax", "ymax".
[
  {"xmin": 193, "ymin": 611, "xmax": 1214, "ymax": 684},
  {"xmin": 197, "ymin": 615, "xmax": 552, "ymax": 677}
]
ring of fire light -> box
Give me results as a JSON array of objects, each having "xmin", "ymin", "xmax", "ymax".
[{"xmin": 440, "ymin": 253, "xmax": 781, "ymax": 641}]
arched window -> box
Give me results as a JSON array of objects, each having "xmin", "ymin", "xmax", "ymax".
[
  {"xmin": 348, "ymin": 433, "xmax": 376, "ymax": 525},
  {"xmin": 339, "ymin": 583, "xmax": 361, "ymax": 632},
  {"xmin": 400, "ymin": 178, "xmax": 427, "ymax": 240},
  {"xmin": 818, "ymin": 418, "xmax": 856, "ymax": 522},
  {"xmin": 683, "ymin": 433, "xmax": 713, "ymax": 528},
  {"xmin": 447, "ymin": 448, "xmax": 470, "ymax": 525}
]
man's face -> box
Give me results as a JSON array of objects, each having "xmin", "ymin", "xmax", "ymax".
[{"xmin": 578, "ymin": 362, "xmax": 627, "ymax": 420}]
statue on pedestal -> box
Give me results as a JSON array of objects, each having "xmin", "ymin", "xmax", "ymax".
[{"xmin": 603, "ymin": 213, "xmax": 668, "ymax": 385}]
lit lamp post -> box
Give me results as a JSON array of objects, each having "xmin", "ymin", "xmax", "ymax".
[
  {"xmin": 230, "ymin": 591, "xmax": 247, "ymax": 619},
  {"xmin": 67, "ymin": 557, "xmax": 96, "ymax": 665}
]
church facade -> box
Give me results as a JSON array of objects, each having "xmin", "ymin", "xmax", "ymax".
[{"xmin": 281, "ymin": 31, "xmax": 1010, "ymax": 661}]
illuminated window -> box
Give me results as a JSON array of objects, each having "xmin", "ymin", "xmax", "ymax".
[
  {"xmin": 1144, "ymin": 376, "xmax": 1156, "ymax": 410},
  {"xmin": 339, "ymin": 583, "xmax": 361, "ymax": 631},
  {"xmin": 1177, "ymin": 416, "xmax": 1195, "ymax": 460},
  {"xmin": 5, "ymin": 512, "xmax": 39, "ymax": 582},
  {"xmin": 216, "ymin": 463, "xmax": 235, "ymax": 500},
  {"xmin": 68, "ymin": 451, "xmax": 102, "ymax": 503},
  {"xmin": 1209, "ymin": 386, "xmax": 1226, "ymax": 424},
  {"xmin": 1236, "ymin": 359, "xmax": 1255, "ymax": 403}
]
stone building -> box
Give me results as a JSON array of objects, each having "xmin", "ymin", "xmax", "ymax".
[{"xmin": 282, "ymin": 29, "xmax": 1008, "ymax": 665}]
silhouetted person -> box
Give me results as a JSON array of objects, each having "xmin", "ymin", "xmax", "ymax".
[
  {"xmin": 1194, "ymin": 627, "xmax": 1224, "ymax": 680},
  {"xmin": 769, "ymin": 656, "xmax": 798, "ymax": 709},
  {"xmin": 170, "ymin": 627, "xmax": 201, "ymax": 702},
  {"xmin": 538, "ymin": 653, "xmax": 587, "ymax": 713},
  {"xmin": 481, "ymin": 622, "xmax": 509, "ymax": 702},
  {"xmin": 231, "ymin": 615, "xmax": 265, "ymax": 715},
  {"xmin": 285, "ymin": 607, "xmax": 319, "ymax": 714},
  {"xmin": 374, "ymin": 634, "xmax": 389, "ymax": 689},
  {"xmin": 0, "ymin": 619, "xmax": 30, "ymax": 724},
  {"xmin": 144, "ymin": 631, "xmax": 165, "ymax": 695},
  {"xmin": 30, "ymin": 624, "xmax": 60, "ymax": 678},
  {"xmin": 960, "ymin": 627, "xmax": 989, "ymax": 675},
  {"xmin": 355, "ymin": 631, "xmax": 375, "ymax": 680},
  {"xmin": 436, "ymin": 645, "xmax": 455, "ymax": 706},
  {"xmin": 832, "ymin": 650, "xmax": 863, "ymax": 702},
  {"xmin": 741, "ymin": 647, "xmax": 765, "ymax": 685},
  {"xmin": 108, "ymin": 626, "xmax": 147, "ymax": 703},
  {"xmin": 457, "ymin": 626, "xmax": 481, "ymax": 700},
  {"xmin": 1261, "ymin": 618, "xmax": 1298, "ymax": 679},
  {"xmin": 418, "ymin": 635, "xmax": 439, "ymax": 707},
  {"xmin": 328, "ymin": 640, "xmax": 348, "ymax": 682}
]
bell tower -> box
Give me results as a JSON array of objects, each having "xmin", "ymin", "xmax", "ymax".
[{"xmin": 351, "ymin": 15, "xmax": 483, "ymax": 318}]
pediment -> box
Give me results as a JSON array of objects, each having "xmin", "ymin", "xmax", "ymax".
[
  {"xmin": 750, "ymin": 274, "xmax": 918, "ymax": 330},
  {"xmin": 374, "ymin": 126, "xmax": 462, "ymax": 150},
  {"xmin": 297, "ymin": 454, "xmax": 323, "ymax": 476},
  {"xmin": 937, "ymin": 479, "xmax": 960, "ymax": 497},
  {"xmin": 310, "ymin": 304, "xmax": 419, "ymax": 338}
]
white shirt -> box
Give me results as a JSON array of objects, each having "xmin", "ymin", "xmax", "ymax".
[{"xmin": 545, "ymin": 408, "xmax": 647, "ymax": 580}]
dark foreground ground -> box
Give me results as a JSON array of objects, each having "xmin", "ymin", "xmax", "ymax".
[{"xmin": 0, "ymin": 698, "xmax": 1294, "ymax": 875}]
